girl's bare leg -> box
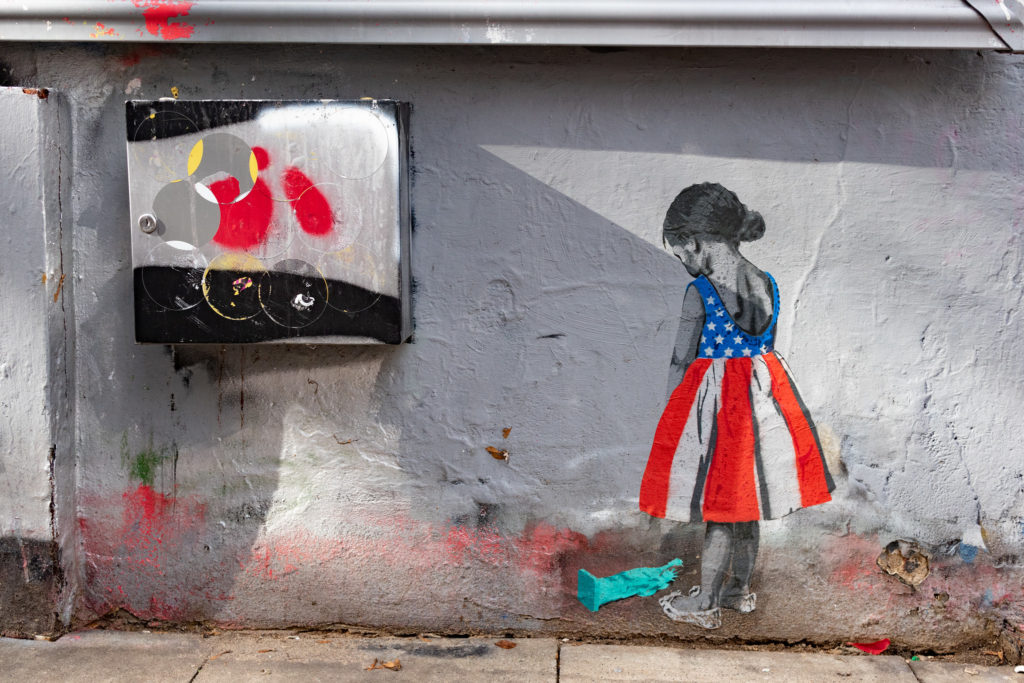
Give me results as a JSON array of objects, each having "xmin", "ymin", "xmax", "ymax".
[
  {"xmin": 660, "ymin": 522, "xmax": 734, "ymax": 628},
  {"xmin": 729, "ymin": 521, "xmax": 759, "ymax": 594},
  {"xmin": 700, "ymin": 522, "xmax": 734, "ymax": 609},
  {"xmin": 719, "ymin": 521, "xmax": 758, "ymax": 613}
]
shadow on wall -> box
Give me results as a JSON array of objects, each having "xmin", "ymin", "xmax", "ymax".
[
  {"xmin": 367, "ymin": 141, "xmax": 688, "ymax": 627},
  {"xmin": 0, "ymin": 537, "xmax": 60, "ymax": 637}
]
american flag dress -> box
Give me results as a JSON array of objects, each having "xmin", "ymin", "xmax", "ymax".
[{"xmin": 639, "ymin": 274, "xmax": 834, "ymax": 523}]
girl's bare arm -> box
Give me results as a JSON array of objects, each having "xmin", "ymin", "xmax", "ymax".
[{"xmin": 666, "ymin": 283, "xmax": 705, "ymax": 400}]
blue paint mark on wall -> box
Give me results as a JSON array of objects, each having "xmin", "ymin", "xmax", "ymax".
[{"xmin": 959, "ymin": 543, "xmax": 978, "ymax": 564}]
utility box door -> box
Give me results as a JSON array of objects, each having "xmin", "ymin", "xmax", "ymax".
[{"xmin": 126, "ymin": 99, "xmax": 411, "ymax": 344}]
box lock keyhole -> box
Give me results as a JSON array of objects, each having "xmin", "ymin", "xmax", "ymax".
[{"xmin": 138, "ymin": 213, "xmax": 157, "ymax": 234}]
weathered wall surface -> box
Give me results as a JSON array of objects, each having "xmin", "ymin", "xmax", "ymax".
[
  {"xmin": 0, "ymin": 86, "xmax": 74, "ymax": 636},
  {"xmin": 0, "ymin": 44, "xmax": 1022, "ymax": 648}
]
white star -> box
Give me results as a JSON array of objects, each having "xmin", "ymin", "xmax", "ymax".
[
  {"xmin": 733, "ymin": 335, "xmax": 743, "ymax": 344},
  {"xmin": 724, "ymin": 348, "xmax": 734, "ymax": 357},
  {"xmin": 742, "ymin": 348, "xmax": 752, "ymax": 357},
  {"xmin": 716, "ymin": 308, "xmax": 725, "ymax": 317},
  {"xmin": 724, "ymin": 322, "xmax": 734, "ymax": 331},
  {"xmin": 707, "ymin": 322, "xmax": 716, "ymax": 331},
  {"xmin": 704, "ymin": 347, "xmax": 714, "ymax": 356},
  {"xmin": 700, "ymin": 335, "xmax": 706, "ymax": 343},
  {"xmin": 706, "ymin": 296, "xmax": 715, "ymax": 305},
  {"xmin": 714, "ymin": 335, "xmax": 724, "ymax": 344},
  {"xmin": 760, "ymin": 344, "xmax": 768, "ymax": 354}
]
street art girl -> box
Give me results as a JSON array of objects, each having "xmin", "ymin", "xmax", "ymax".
[{"xmin": 639, "ymin": 183, "xmax": 834, "ymax": 629}]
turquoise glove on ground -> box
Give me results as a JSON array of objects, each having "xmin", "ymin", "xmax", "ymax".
[{"xmin": 577, "ymin": 558, "xmax": 683, "ymax": 612}]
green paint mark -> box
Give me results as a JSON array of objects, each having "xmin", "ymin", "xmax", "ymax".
[
  {"xmin": 577, "ymin": 558, "xmax": 683, "ymax": 612},
  {"xmin": 120, "ymin": 435, "xmax": 168, "ymax": 487},
  {"xmin": 128, "ymin": 448, "xmax": 166, "ymax": 486}
]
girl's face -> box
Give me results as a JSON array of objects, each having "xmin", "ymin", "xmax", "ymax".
[{"xmin": 671, "ymin": 237, "xmax": 707, "ymax": 277}]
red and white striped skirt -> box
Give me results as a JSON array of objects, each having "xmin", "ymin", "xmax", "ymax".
[{"xmin": 639, "ymin": 353, "xmax": 833, "ymax": 523}]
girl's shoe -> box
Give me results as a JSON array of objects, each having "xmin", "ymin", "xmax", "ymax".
[
  {"xmin": 719, "ymin": 580, "xmax": 757, "ymax": 613},
  {"xmin": 720, "ymin": 590, "xmax": 756, "ymax": 613},
  {"xmin": 658, "ymin": 586, "xmax": 721, "ymax": 630}
]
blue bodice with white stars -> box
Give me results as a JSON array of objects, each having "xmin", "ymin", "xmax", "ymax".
[{"xmin": 690, "ymin": 274, "xmax": 779, "ymax": 359}]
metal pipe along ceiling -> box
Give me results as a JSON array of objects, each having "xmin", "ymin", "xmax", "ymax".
[{"xmin": 0, "ymin": 0, "xmax": 1013, "ymax": 50}]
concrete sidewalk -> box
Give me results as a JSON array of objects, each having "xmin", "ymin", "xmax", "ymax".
[{"xmin": 0, "ymin": 630, "xmax": 1019, "ymax": 682}]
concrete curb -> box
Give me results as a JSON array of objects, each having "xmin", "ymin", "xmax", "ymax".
[{"xmin": 0, "ymin": 631, "xmax": 1020, "ymax": 681}]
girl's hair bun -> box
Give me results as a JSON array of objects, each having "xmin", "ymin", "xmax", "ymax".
[
  {"xmin": 737, "ymin": 210, "xmax": 765, "ymax": 242},
  {"xmin": 663, "ymin": 182, "xmax": 764, "ymax": 245}
]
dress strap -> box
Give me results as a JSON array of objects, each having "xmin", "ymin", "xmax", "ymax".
[
  {"xmin": 688, "ymin": 276, "xmax": 716, "ymax": 312},
  {"xmin": 765, "ymin": 272, "xmax": 780, "ymax": 319}
]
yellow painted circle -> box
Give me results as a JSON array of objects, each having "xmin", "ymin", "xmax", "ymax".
[
  {"xmin": 201, "ymin": 253, "xmax": 267, "ymax": 321},
  {"xmin": 187, "ymin": 139, "xmax": 203, "ymax": 176}
]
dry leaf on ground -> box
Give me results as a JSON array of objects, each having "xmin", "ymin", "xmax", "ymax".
[
  {"xmin": 366, "ymin": 658, "xmax": 402, "ymax": 671},
  {"xmin": 485, "ymin": 446, "xmax": 509, "ymax": 460}
]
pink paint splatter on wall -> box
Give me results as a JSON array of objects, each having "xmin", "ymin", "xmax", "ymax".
[
  {"xmin": 79, "ymin": 483, "xmax": 214, "ymax": 621},
  {"xmin": 131, "ymin": 0, "xmax": 196, "ymax": 41},
  {"xmin": 121, "ymin": 484, "xmax": 206, "ymax": 570},
  {"xmin": 239, "ymin": 531, "xmax": 347, "ymax": 580},
  {"xmin": 443, "ymin": 522, "xmax": 588, "ymax": 578}
]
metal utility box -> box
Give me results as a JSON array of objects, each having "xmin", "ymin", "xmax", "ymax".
[{"xmin": 126, "ymin": 99, "xmax": 411, "ymax": 344}]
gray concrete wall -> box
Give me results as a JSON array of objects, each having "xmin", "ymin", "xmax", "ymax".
[
  {"xmin": 0, "ymin": 44, "xmax": 1022, "ymax": 649},
  {"xmin": 0, "ymin": 85, "xmax": 74, "ymax": 636}
]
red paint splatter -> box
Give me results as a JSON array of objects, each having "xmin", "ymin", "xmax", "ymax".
[
  {"xmin": 78, "ymin": 484, "xmax": 229, "ymax": 623},
  {"xmin": 252, "ymin": 146, "xmax": 270, "ymax": 171},
  {"xmin": 209, "ymin": 176, "xmax": 241, "ymax": 204},
  {"xmin": 121, "ymin": 484, "xmax": 206, "ymax": 570},
  {"xmin": 282, "ymin": 167, "xmax": 335, "ymax": 236},
  {"xmin": 210, "ymin": 177, "xmax": 275, "ymax": 250},
  {"xmin": 132, "ymin": 0, "xmax": 196, "ymax": 41}
]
